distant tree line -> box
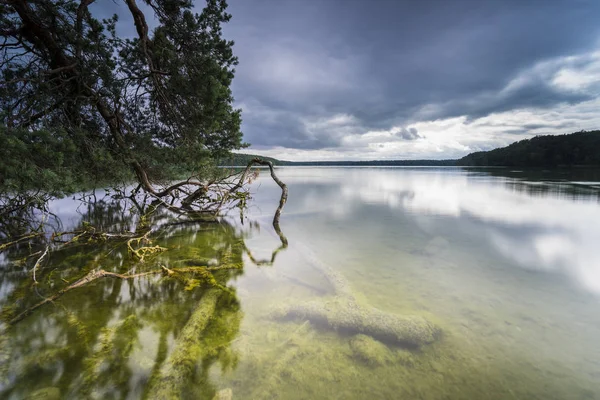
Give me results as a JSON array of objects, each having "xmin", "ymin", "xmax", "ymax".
[
  {"xmin": 282, "ymin": 159, "xmax": 458, "ymax": 167},
  {"xmin": 219, "ymin": 154, "xmax": 458, "ymax": 167}
]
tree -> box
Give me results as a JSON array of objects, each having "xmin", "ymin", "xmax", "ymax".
[
  {"xmin": 0, "ymin": 0, "xmax": 246, "ymax": 203},
  {"xmin": 0, "ymin": 5, "xmax": 290, "ymax": 396}
]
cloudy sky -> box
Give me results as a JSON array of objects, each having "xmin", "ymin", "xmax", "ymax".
[
  {"xmin": 102, "ymin": 0, "xmax": 600, "ymax": 161},
  {"xmin": 218, "ymin": 0, "xmax": 600, "ymax": 161}
]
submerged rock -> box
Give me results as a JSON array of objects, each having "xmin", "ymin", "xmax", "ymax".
[{"xmin": 349, "ymin": 334, "xmax": 391, "ymax": 366}]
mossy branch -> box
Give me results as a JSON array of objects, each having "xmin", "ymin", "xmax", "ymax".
[
  {"xmin": 127, "ymin": 231, "xmax": 167, "ymax": 262},
  {"xmin": 148, "ymin": 288, "xmax": 221, "ymax": 400},
  {"xmin": 271, "ymin": 242, "xmax": 441, "ymax": 347},
  {"xmin": 6, "ymin": 268, "xmax": 165, "ymax": 326},
  {"xmin": 0, "ymin": 232, "xmax": 44, "ymax": 252}
]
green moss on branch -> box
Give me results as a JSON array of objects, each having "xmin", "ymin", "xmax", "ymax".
[
  {"xmin": 271, "ymin": 298, "xmax": 439, "ymax": 348},
  {"xmin": 149, "ymin": 289, "xmax": 221, "ymax": 400}
]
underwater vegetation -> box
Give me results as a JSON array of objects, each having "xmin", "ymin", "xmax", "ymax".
[
  {"xmin": 0, "ymin": 196, "xmax": 251, "ymax": 399},
  {"xmin": 0, "ymin": 192, "xmax": 442, "ymax": 399}
]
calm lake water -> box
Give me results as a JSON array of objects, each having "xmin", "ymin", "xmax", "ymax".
[{"xmin": 1, "ymin": 167, "xmax": 600, "ymax": 399}]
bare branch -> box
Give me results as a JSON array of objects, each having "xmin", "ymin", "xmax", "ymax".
[{"xmin": 31, "ymin": 244, "xmax": 49, "ymax": 283}]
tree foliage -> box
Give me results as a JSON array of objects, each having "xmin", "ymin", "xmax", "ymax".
[
  {"xmin": 1, "ymin": 0, "xmax": 244, "ymax": 195},
  {"xmin": 458, "ymin": 131, "xmax": 600, "ymax": 167}
]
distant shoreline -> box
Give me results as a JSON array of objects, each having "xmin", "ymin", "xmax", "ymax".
[{"xmin": 225, "ymin": 130, "xmax": 600, "ymax": 168}]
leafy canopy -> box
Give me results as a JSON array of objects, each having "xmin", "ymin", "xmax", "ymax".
[{"xmin": 1, "ymin": 0, "xmax": 244, "ymax": 194}]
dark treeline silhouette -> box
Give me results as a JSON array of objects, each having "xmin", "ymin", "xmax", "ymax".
[{"xmin": 458, "ymin": 131, "xmax": 600, "ymax": 167}]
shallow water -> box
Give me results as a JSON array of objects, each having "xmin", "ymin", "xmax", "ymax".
[{"xmin": 1, "ymin": 167, "xmax": 600, "ymax": 399}]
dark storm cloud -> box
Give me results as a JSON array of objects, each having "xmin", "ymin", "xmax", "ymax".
[
  {"xmin": 395, "ymin": 127, "xmax": 421, "ymax": 141},
  {"xmin": 435, "ymin": 78, "xmax": 594, "ymax": 123},
  {"xmin": 522, "ymin": 122, "xmax": 578, "ymax": 131},
  {"xmin": 220, "ymin": 0, "xmax": 600, "ymax": 150},
  {"xmin": 484, "ymin": 120, "xmax": 579, "ymax": 135}
]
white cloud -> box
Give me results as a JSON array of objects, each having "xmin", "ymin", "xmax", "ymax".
[
  {"xmin": 244, "ymin": 94, "xmax": 600, "ymax": 161},
  {"xmin": 551, "ymin": 52, "xmax": 600, "ymax": 92}
]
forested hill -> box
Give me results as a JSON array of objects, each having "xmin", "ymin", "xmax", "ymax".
[{"xmin": 458, "ymin": 131, "xmax": 600, "ymax": 167}]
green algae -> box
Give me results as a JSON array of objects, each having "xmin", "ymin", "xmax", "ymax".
[
  {"xmin": 211, "ymin": 314, "xmax": 600, "ymax": 400},
  {"xmin": 25, "ymin": 387, "xmax": 61, "ymax": 400},
  {"xmin": 148, "ymin": 289, "xmax": 221, "ymax": 399},
  {"xmin": 206, "ymin": 230, "xmax": 600, "ymax": 400},
  {"xmin": 0, "ymin": 330, "xmax": 9, "ymax": 389},
  {"xmin": 18, "ymin": 346, "xmax": 74, "ymax": 373},
  {"xmin": 0, "ymin": 201, "xmax": 251, "ymax": 398},
  {"xmin": 141, "ymin": 287, "xmax": 242, "ymax": 400},
  {"xmin": 212, "ymin": 388, "xmax": 233, "ymax": 400},
  {"xmin": 66, "ymin": 311, "xmax": 90, "ymax": 345},
  {"xmin": 4, "ymin": 227, "xmax": 598, "ymax": 400}
]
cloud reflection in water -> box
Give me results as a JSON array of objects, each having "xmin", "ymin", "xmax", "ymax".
[{"xmin": 271, "ymin": 167, "xmax": 600, "ymax": 294}]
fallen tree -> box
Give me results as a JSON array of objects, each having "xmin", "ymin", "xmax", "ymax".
[
  {"xmin": 2, "ymin": 158, "xmax": 288, "ymax": 328},
  {"xmin": 148, "ymin": 288, "xmax": 221, "ymax": 400},
  {"xmin": 270, "ymin": 242, "xmax": 440, "ymax": 348},
  {"xmin": 271, "ymin": 299, "xmax": 439, "ymax": 348}
]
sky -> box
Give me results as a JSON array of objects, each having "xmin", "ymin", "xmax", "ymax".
[{"xmin": 100, "ymin": 0, "xmax": 600, "ymax": 161}]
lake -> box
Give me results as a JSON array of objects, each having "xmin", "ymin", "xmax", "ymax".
[{"xmin": 1, "ymin": 167, "xmax": 600, "ymax": 399}]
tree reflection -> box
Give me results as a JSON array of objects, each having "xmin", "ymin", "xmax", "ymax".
[
  {"xmin": 477, "ymin": 167, "xmax": 600, "ymax": 201},
  {"xmin": 0, "ymin": 193, "xmax": 279, "ymax": 399}
]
